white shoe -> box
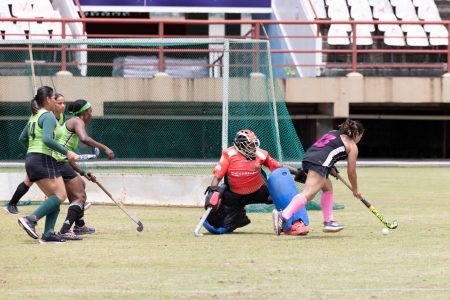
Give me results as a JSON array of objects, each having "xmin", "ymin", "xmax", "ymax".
[{"xmin": 323, "ymin": 221, "xmax": 344, "ymax": 233}]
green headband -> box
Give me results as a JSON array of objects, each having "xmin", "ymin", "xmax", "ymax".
[{"xmin": 70, "ymin": 102, "xmax": 91, "ymax": 116}]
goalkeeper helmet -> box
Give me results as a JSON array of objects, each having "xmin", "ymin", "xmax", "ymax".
[{"xmin": 233, "ymin": 129, "xmax": 260, "ymax": 160}]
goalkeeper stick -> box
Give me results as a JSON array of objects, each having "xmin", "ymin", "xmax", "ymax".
[
  {"xmin": 194, "ymin": 206, "xmax": 212, "ymax": 237},
  {"xmin": 95, "ymin": 180, "xmax": 144, "ymax": 232},
  {"xmin": 335, "ymin": 173, "xmax": 398, "ymax": 229}
]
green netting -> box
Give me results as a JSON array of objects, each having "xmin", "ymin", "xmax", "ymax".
[
  {"xmin": 0, "ymin": 38, "xmax": 342, "ymax": 210},
  {"xmin": 0, "ymin": 38, "xmax": 303, "ymax": 161}
]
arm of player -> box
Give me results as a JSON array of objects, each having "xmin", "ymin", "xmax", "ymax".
[
  {"xmin": 72, "ymin": 119, "xmax": 115, "ymax": 160},
  {"xmin": 347, "ymin": 143, "xmax": 361, "ymax": 199},
  {"xmin": 204, "ymin": 176, "xmax": 226, "ymax": 211},
  {"xmin": 40, "ymin": 113, "xmax": 78, "ymax": 162},
  {"xmin": 18, "ymin": 125, "xmax": 29, "ymax": 149}
]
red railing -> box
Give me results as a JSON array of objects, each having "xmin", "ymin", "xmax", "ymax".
[{"xmin": 0, "ymin": 17, "xmax": 449, "ymax": 75}]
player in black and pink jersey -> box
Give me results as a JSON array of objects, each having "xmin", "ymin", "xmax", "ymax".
[{"xmin": 272, "ymin": 119, "xmax": 365, "ymax": 235}]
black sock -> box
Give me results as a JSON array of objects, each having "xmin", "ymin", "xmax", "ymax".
[
  {"xmin": 9, "ymin": 182, "xmax": 30, "ymax": 206},
  {"xmin": 75, "ymin": 207, "xmax": 85, "ymax": 228},
  {"xmin": 60, "ymin": 203, "xmax": 82, "ymax": 233}
]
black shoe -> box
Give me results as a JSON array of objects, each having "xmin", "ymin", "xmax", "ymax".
[
  {"xmin": 39, "ymin": 233, "xmax": 66, "ymax": 244},
  {"xmin": 73, "ymin": 225, "xmax": 95, "ymax": 235},
  {"xmin": 4, "ymin": 204, "xmax": 19, "ymax": 215},
  {"xmin": 18, "ymin": 217, "xmax": 38, "ymax": 239}
]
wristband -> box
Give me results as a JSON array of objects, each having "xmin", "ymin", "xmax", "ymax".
[{"xmin": 80, "ymin": 170, "xmax": 86, "ymax": 176}]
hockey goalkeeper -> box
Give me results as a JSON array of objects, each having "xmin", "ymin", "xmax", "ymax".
[{"xmin": 203, "ymin": 129, "xmax": 307, "ymax": 235}]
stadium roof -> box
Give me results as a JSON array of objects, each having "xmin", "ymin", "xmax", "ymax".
[{"xmin": 79, "ymin": 0, "xmax": 272, "ymax": 13}]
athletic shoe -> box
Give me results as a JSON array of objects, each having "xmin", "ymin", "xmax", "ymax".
[
  {"xmin": 39, "ymin": 233, "xmax": 66, "ymax": 244},
  {"xmin": 323, "ymin": 220, "xmax": 344, "ymax": 233},
  {"xmin": 59, "ymin": 230, "xmax": 83, "ymax": 241},
  {"xmin": 73, "ymin": 225, "xmax": 95, "ymax": 235},
  {"xmin": 284, "ymin": 220, "xmax": 309, "ymax": 236},
  {"xmin": 18, "ymin": 217, "xmax": 38, "ymax": 239},
  {"xmin": 4, "ymin": 204, "xmax": 19, "ymax": 215},
  {"xmin": 271, "ymin": 209, "xmax": 284, "ymax": 236}
]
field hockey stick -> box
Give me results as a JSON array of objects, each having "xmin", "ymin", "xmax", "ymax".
[
  {"xmin": 78, "ymin": 147, "xmax": 100, "ymax": 161},
  {"xmin": 336, "ymin": 173, "xmax": 398, "ymax": 229},
  {"xmin": 194, "ymin": 206, "xmax": 212, "ymax": 237},
  {"xmin": 78, "ymin": 154, "xmax": 97, "ymax": 160},
  {"xmin": 95, "ymin": 180, "xmax": 144, "ymax": 232}
]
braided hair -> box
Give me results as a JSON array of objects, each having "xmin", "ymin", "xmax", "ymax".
[{"xmin": 338, "ymin": 119, "xmax": 364, "ymax": 138}]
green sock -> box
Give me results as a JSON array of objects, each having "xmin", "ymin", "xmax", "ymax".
[
  {"xmin": 27, "ymin": 195, "xmax": 61, "ymax": 222},
  {"xmin": 44, "ymin": 205, "xmax": 60, "ymax": 237}
]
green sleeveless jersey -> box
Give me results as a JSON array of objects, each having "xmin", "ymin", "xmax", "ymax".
[
  {"xmin": 27, "ymin": 109, "xmax": 62, "ymax": 156},
  {"xmin": 54, "ymin": 117, "xmax": 80, "ymax": 161}
]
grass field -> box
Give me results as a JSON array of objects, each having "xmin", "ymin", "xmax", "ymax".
[{"xmin": 1, "ymin": 167, "xmax": 450, "ymax": 299}]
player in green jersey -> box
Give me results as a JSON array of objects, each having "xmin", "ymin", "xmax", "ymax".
[
  {"xmin": 4, "ymin": 93, "xmax": 66, "ymax": 215},
  {"xmin": 17, "ymin": 86, "xmax": 79, "ymax": 243},
  {"xmin": 56, "ymin": 99, "xmax": 115, "ymax": 239}
]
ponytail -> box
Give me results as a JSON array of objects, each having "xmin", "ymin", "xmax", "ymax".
[
  {"xmin": 30, "ymin": 98, "xmax": 39, "ymax": 115},
  {"xmin": 338, "ymin": 119, "xmax": 364, "ymax": 138}
]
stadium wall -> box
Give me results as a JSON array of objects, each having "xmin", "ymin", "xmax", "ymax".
[
  {"xmin": 0, "ymin": 172, "xmax": 210, "ymax": 206},
  {"xmin": 1, "ymin": 75, "xmax": 450, "ymax": 117}
]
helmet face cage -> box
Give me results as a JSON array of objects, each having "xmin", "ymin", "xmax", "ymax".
[{"xmin": 233, "ymin": 130, "xmax": 260, "ymax": 160}]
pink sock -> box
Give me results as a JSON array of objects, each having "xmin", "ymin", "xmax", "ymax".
[
  {"xmin": 282, "ymin": 194, "xmax": 307, "ymax": 220},
  {"xmin": 321, "ymin": 191, "xmax": 333, "ymax": 222}
]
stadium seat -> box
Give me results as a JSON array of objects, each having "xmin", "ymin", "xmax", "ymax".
[
  {"xmin": 373, "ymin": 0, "xmax": 395, "ymax": 20},
  {"xmin": 428, "ymin": 25, "xmax": 448, "ymax": 46},
  {"xmin": 351, "ymin": 25, "xmax": 374, "ymax": 45},
  {"xmin": 350, "ymin": 1, "xmax": 375, "ymax": 32},
  {"xmin": 327, "ymin": 0, "xmax": 351, "ymax": 32},
  {"xmin": 417, "ymin": 1, "xmax": 440, "ymax": 20},
  {"xmin": 327, "ymin": 24, "xmax": 350, "ymax": 45},
  {"xmin": 3, "ymin": 21, "xmax": 27, "ymax": 40},
  {"xmin": 32, "ymin": 1, "xmax": 54, "ymax": 18},
  {"xmin": 377, "ymin": 10, "xmax": 399, "ymax": 32},
  {"xmin": 383, "ymin": 24, "xmax": 406, "ymax": 46},
  {"xmin": 394, "ymin": 0, "xmax": 418, "ymax": 20},
  {"xmin": 405, "ymin": 24, "xmax": 429, "ymax": 46},
  {"xmin": 28, "ymin": 22, "xmax": 50, "ymax": 39},
  {"xmin": 10, "ymin": 0, "xmax": 33, "ymax": 18}
]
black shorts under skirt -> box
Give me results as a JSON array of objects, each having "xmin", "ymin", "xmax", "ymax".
[
  {"xmin": 302, "ymin": 160, "xmax": 332, "ymax": 178},
  {"xmin": 57, "ymin": 161, "xmax": 78, "ymax": 181},
  {"xmin": 26, "ymin": 153, "xmax": 61, "ymax": 182}
]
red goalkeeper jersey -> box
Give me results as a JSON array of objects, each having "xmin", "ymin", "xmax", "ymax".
[{"xmin": 213, "ymin": 146, "xmax": 281, "ymax": 195}]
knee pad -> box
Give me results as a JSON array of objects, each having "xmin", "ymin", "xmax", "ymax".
[{"xmin": 268, "ymin": 168, "xmax": 310, "ymax": 230}]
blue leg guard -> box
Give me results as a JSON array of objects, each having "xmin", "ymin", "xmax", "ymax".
[
  {"xmin": 268, "ymin": 168, "xmax": 310, "ymax": 231},
  {"xmin": 203, "ymin": 220, "xmax": 232, "ymax": 234}
]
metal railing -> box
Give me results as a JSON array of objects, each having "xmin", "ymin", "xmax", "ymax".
[{"xmin": 0, "ymin": 17, "xmax": 449, "ymax": 76}]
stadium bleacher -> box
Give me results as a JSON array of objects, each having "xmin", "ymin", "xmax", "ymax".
[
  {"xmin": 313, "ymin": 0, "xmax": 447, "ymax": 47},
  {"xmin": 309, "ymin": 0, "xmax": 449, "ymax": 76}
]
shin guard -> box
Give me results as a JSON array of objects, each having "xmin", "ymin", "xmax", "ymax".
[{"xmin": 268, "ymin": 168, "xmax": 310, "ymax": 231}]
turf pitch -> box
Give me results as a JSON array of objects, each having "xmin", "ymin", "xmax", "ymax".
[{"xmin": 1, "ymin": 167, "xmax": 449, "ymax": 299}]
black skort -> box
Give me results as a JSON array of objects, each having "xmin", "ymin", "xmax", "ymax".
[
  {"xmin": 26, "ymin": 153, "xmax": 61, "ymax": 182},
  {"xmin": 302, "ymin": 160, "xmax": 332, "ymax": 178},
  {"xmin": 57, "ymin": 161, "xmax": 78, "ymax": 181}
]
